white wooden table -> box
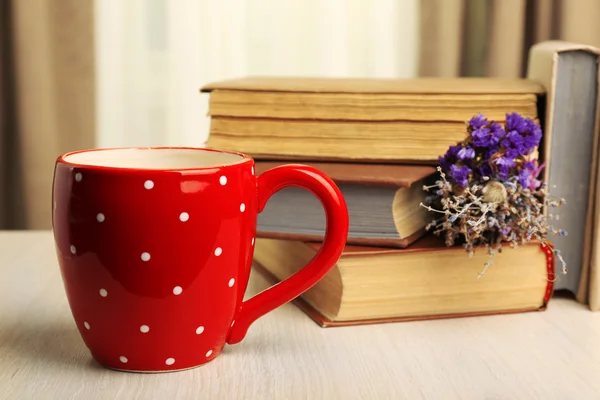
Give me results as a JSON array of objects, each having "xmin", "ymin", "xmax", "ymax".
[{"xmin": 1, "ymin": 231, "xmax": 600, "ymax": 399}]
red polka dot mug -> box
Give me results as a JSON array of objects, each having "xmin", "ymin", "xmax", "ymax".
[{"xmin": 52, "ymin": 147, "xmax": 348, "ymax": 372}]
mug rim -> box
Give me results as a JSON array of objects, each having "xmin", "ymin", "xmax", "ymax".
[{"xmin": 57, "ymin": 146, "xmax": 253, "ymax": 172}]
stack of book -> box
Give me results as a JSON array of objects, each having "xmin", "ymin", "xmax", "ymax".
[{"xmin": 201, "ymin": 75, "xmax": 557, "ymax": 327}]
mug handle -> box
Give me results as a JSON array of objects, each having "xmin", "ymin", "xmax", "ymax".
[{"xmin": 227, "ymin": 164, "xmax": 349, "ymax": 344}]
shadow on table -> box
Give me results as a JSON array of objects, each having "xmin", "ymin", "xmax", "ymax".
[{"xmin": 0, "ymin": 320, "xmax": 101, "ymax": 371}]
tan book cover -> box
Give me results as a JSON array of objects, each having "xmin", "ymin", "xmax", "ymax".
[{"xmin": 201, "ymin": 76, "xmax": 545, "ymax": 94}]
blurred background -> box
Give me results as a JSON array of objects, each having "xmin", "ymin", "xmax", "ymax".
[{"xmin": 1, "ymin": 0, "xmax": 600, "ymax": 230}]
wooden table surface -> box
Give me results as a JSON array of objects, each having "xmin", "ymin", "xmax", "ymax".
[{"xmin": 1, "ymin": 231, "xmax": 600, "ymax": 399}]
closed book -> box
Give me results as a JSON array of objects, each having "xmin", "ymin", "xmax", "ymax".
[
  {"xmin": 252, "ymin": 237, "xmax": 555, "ymax": 327},
  {"xmin": 526, "ymin": 41, "xmax": 600, "ymax": 304},
  {"xmin": 201, "ymin": 76, "xmax": 542, "ymax": 122},
  {"xmin": 207, "ymin": 118, "xmax": 478, "ymax": 163},
  {"xmin": 202, "ymin": 76, "xmax": 544, "ymax": 163},
  {"xmin": 256, "ymin": 161, "xmax": 435, "ymax": 248}
]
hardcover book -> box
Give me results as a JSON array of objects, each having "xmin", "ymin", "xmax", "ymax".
[
  {"xmin": 202, "ymin": 77, "xmax": 544, "ymax": 163},
  {"xmin": 527, "ymin": 41, "xmax": 600, "ymax": 304},
  {"xmin": 255, "ymin": 161, "xmax": 436, "ymax": 248},
  {"xmin": 253, "ymin": 237, "xmax": 555, "ymax": 327}
]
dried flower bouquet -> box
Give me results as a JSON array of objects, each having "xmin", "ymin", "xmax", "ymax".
[{"xmin": 421, "ymin": 112, "xmax": 567, "ymax": 277}]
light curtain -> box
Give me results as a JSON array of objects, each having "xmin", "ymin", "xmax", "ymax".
[
  {"xmin": 95, "ymin": 0, "xmax": 420, "ymax": 148},
  {"xmin": 420, "ymin": 0, "xmax": 600, "ymax": 78},
  {"xmin": 6, "ymin": 0, "xmax": 95, "ymax": 230}
]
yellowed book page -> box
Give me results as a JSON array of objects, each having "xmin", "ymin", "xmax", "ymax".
[
  {"xmin": 208, "ymin": 90, "xmax": 538, "ymax": 121},
  {"xmin": 207, "ymin": 134, "xmax": 458, "ymax": 162},
  {"xmin": 253, "ymin": 239, "xmax": 343, "ymax": 320},
  {"xmin": 253, "ymin": 238, "xmax": 548, "ymax": 321},
  {"xmin": 210, "ymin": 117, "xmax": 470, "ymax": 140},
  {"xmin": 337, "ymin": 245, "xmax": 547, "ymax": 320}
]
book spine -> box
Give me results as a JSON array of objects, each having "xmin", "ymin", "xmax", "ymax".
[{"xmin": 541, "ymin": 241, "xmax": 557, "ymax": 308}]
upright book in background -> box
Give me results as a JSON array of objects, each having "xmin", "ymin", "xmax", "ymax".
[
  {"xmin": 201, "ymin": 77, "xmax": 544, "ymax": 163},
  {"xmin": 526, "ymin": 41, "xmax": 600, "ymax": 307},
  {"xmin": 254, "ymin": 162, "xmax": 436, "ymax": 248}
]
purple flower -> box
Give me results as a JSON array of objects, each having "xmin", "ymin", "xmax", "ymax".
[
  {"xmin": 497, "ymin": 166, "xmax": 509, "ymax": 180},
  {"xmin": 457, "ymin": 146, "xmax": 475, "ymax": 160},
  {"xmin": 484, "ymin": 147, "xmax": 498, "ymax": 160},
  {"xmin": 505, "ymin": 112, "xmax": 526, "ymax": 133},
  {"xmin": 439, "ymin": 144, "xmax": 462, "ymax": 170},
  {"xmin": 438, "ymin": 156, "xmax": 447, "ymax": 170},
  {"xmin": 506, "ymin": 130, "xmax": 524, "ymax": 146},
  {"xmin": 518, "ymin": 161, "xmax": 541, "ymax": 189},
  {"xmin": 494, "ymin": 157, "xmax": 515, "ymax": 180},
  {"xmin": 502, "ymin": 117, "xmax": 542, "ymax": 156},
  {"xmin": 494, "ymin": 157, "xmax": 516, "ymax": 168},
  {"xmin": 472, "ymin": 121, "xmax": 504, "ymax": 149},
  {"xmin": 447, "ymin": 144, "xmax": 462, "ymax": 157},
  {"xmin": 469, "ymin": 113, "xmax": 488, "ymax": 129},
  {"xmin": 449, "ymin": 164, "xmax": 471, "ymax": 187},
  {"xmin": 522, "ymin": 136, "xmax": 538, "ymax": 154},
  {"xmin": 518, "ymin": 168, "xmax": 532, "ymax": 188},
  {"xmin": 475, "ymin": 163, "xmax": 493, "ymax": 178},
  {"xmin": 472, "ymin": 127, "xmax": 492, "ymax": 147},
  {"xmin": 489, "ymin": 122, "xmax": 505, "ymax": 145},
  {"xmin": 438, "ymin": 113, "xmax": 546, "ymax": 190},
  {"xmin": 524, "ymin": 118, "xmax": 542, "ymax": 137},
  {"xmin": 521, "ymin": 118, "xmax": 542, "ymax": 153},
  {"xmin": 505, "ymin": 147, "xmax": 520, "ymax": 159},
  {"xmin": 502, "ymin": 130, "xmax": 527, "ymax": 158}
]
